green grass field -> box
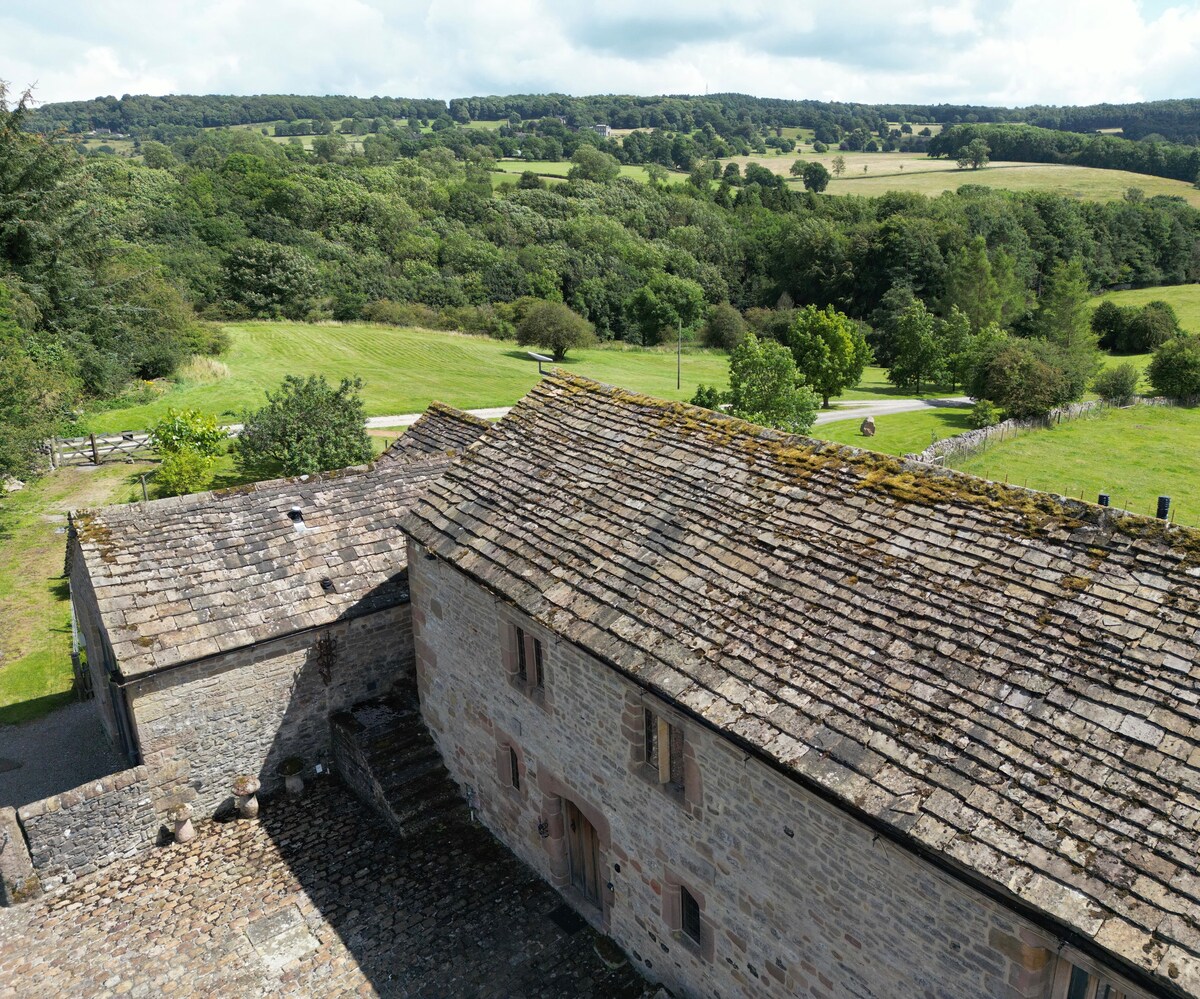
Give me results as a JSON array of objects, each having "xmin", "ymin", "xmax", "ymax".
[
  {"xmin": 491, "ymin": 159, "xmax": 687, "ymax": 185},
  {"xmin": 813, "ymin": 407, "xmax": 975, "ymax": 455},
  {"xmin": 85, "ymin": 323, "xmax": 733, "ymax": 433},
  {"xmin": 1091, "ymin": 285, "xmax": 1200, "ymax": 332},
  {"xmin": 821, "ymin": 161, "xmax": 1200, "ymax": 207},
  {"xmin": 714, "ymin": 151, "xmax": 1200, "ymax": 206},
  {"xmin": 949, "ymin": 405, "xmax": 1200, "ymax": 525},
  {"xmin": 0, "ymin": 464, "xmax": 151, "ymax": 724}
]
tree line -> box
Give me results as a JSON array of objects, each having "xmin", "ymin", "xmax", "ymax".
[
  {"xmin": 30, "ymin": 92, "xmax": 1200, "ymax": 149},
  {"xmin": 930, "ymin": 123, "xmax": 1200, "ymax": 185},
  {"xmin": 5, "ymin": 85, "xmax": 1200, "ymax": 478}
]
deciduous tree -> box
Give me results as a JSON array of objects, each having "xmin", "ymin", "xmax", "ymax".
[
  {"xmin": 887, "ymin": 298, "xmax": 945, "ymax": 393},
  {"xmin": 801, "ymin": 161, "xmax": 830, "ymax": 193},
  {"xmin": 785, "ymin": 305, "xmax": 871, "ymax": 407},
  {"xmin": 1147, "ymin": 334, "xmax": 1200, "ymax": 399},
  {"xmin": 720, "ymin": 333, "xmax": 818, "ymax": 433},
  {"xmin": 515, "ymin": 300, "xmax": 596, "ymax": 360}
]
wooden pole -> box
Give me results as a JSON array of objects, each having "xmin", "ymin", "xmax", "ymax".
[{"xmin": 90, "ymin": 434, "xmax": 99, "ymax": 465}]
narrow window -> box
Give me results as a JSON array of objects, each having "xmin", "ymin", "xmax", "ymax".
[
  {"xmin": 644, "ymin": 708, "xmax": 685, "ymax": 790},
  {"xmin": 533, "ymin": 637, "xmax": 545, "ymax": 689},
  {"xmin": 1055, "ymin": 961, "xmax": 1131, "ymax": 999},
  {"xmin": 508, "ymin": 746, "xmax": 520, "ymax": 790},
  {"xmin": 680, "ymin": 886, "xmax": 702, "ymax": 943},
  {"xmin": 516, "ymin": 626, "xmax": 528, "ymax": 682}
]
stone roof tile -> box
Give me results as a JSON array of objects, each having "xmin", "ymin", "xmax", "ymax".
[
  {"xmin": 75, "ymin": 454, "xmax": 450, "ymax": 678},
  {"xmin": 401, "ymin": 373, "xmax": 1200, "ymax": 995},
  {"xmin": 377, "ymin": 402, "xmax": 491, "ymax": 462}
]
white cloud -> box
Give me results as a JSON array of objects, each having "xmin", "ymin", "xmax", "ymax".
[{"xmin": 1, "ymin": 0, "xmax": 1198, "ymax": 107}]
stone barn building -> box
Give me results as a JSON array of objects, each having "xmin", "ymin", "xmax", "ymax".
[
  {"xmin": 59, "ymin": 377, "xmax": 1200, "ymax": 999},
  {"xmin": 67, "ymin": 404, "xmax": 488, "ymax": 815},
  {"xmin": 400, "ymin": 374, "xmax": 1200, "ymax": 999}
]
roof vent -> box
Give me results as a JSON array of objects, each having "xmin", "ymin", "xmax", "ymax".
[
  {"xmin": 320, "ymin": 577, "xmax": 336, "ymax": 594},
  {"xmin": 288, "ymin": 506, "xmax": 306, "ymax": 532}
]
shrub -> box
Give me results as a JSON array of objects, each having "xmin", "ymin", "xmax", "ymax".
[
  {"xmin": 150, "ymin": 407, "xmax": 227, "ymax": 496},
  {"xmin": 155, "ymin": 446, "xmax": 212, "ymax": 497},
  {"xmin": 1092, "ymin": 363, "xmax": 1140, "ymax": 405},
  {"xmin": 975, "ymin": 341, "xmax": 1070, "ymax": 419},
  {"xmin": 150, "ymin": 407, "xmax": 227, "ymax": 457},
  {"xmin": 690, "ymin": 384, "xmax": 724, "ymax": 410},
  {"xmin": 969, "ymin": 399, "xmax": 1000, "ymax": 428},
  {"xmin": 1147, "ymin": 334, "xmax": 1200, "ymax": 399},
  {"xmin": 234, "ymin": 374, "xmax": 374, "ymax": 478}
]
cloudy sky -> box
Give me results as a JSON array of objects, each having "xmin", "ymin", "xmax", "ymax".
[{"xmin": 3, "ymin": 1, "xmax": 1199, "ymax": 108}]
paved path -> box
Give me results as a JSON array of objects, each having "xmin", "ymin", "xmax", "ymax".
[
  {"xmin": 0, "ymin": 778, "xmax": 648, "ymax": 999},
  {"xmin": 813, "ymin": 396, "xmax": 971, "ymax": 427},
  {"xmin": 365, "ymin": 407, "xmax": 511, "ymax": 430},
  {"xmin": 0, "ymin": 700, "xmax": 126, "ymax": 809},
  {"xmin": 363, "ymin": 399, "xmax": 970, "ymax": 432}
]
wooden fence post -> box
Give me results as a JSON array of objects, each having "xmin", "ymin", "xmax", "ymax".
[{"xmin": 89, "ymin": 434, "xmax": 100, "ymax": 465}]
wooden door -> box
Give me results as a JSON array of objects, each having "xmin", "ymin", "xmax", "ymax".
[{"xmin": 565, "ymin": 801, "xmax": 601, "ymax": 905}]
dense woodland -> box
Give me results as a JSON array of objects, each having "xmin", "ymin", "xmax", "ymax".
[
  {"xmin": 29, "ymin": 92, "xmax": 1200, "ymax": 145},
  {"xmin": 5, "ymin": 85, "xmax": 1200, "ymax": 477}
]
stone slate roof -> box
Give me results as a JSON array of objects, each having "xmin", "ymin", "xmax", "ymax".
[
  {"xmin": 74, "ymin": 457, "xmax": 449, "ymax": 679},
  {"xmin": 402, "ymin": 373, "xmax": 1200, "ymax": 996},
  {"xmin": 377, "ymin": 403, "xmax": 491, "ymax": 463}
]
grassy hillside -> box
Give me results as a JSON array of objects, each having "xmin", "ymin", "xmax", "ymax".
[
  {"xmin": 821, "ymin": 161, "xmax": 1200, "ymax": 207},
  {"xmin": 85, "ymin": 323, "xmax": 732, "ymax": 433},
  {"xmin": 950, "ymin": 405, "xmax": 1200, "ymax": 526},
  {"xmin": 1090, "ymin": 284, "xmax": 1200, "ymax": 331}
]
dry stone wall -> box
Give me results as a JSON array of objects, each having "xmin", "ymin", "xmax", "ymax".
[
  {"xmin": 407, "ymin": 542, "xmax": 1144, "ymax": 999},
  {"xmin": 904, "ymin": 398, "xmax": 1173, "ymax": 466},
  {"xmin": 16, "ymin": 766, "xmax": 158, "ymax": 892},
  {"xmin": 126, "ymin": 605, "xmax": 414, "ymax": 817}
]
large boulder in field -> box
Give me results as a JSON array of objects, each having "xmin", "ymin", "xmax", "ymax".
[{"xmin": 859, "ymin": 416, "xmax": 876, "ymax": 437}]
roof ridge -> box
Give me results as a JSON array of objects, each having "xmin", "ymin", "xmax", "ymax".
[
  {"xmin": 424, "ymin": 401, "xmax": 493, "ymax": 428},
  {"xmin": 74, "ymin": 461, "xmax": 396, "ymax": 525},
  {"xmin": 535, "ymin": 371, "xmax": 1200, "ymax": 562}
]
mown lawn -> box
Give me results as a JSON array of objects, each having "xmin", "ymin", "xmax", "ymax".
[
  {"xmin": 85, "ymin": 324, "xmax": 733, "ymax": 433},
  {"xmin": 950, "ymin": 405, "xmax": 1200, "ymax": 525},
  {"xmin": 1090, "ymin": 285, "xmax": 1200, "ymax": 333},
  {"xmin": 812, "ymin": 407, "xmax": 975, "ymax": 455},
  {"xmin": 0, "ymin": 464, "xmax": 152, "ymax": 725}
]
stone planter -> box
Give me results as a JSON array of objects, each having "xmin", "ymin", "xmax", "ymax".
[
  {"xmin": 168, "ymin": 803, "xmax": 195, "ymax": 844},
  {"xmin": 232, "ymin": 776, "xmax": 261, "ymax": 819},
  {"xmin": 279, "ymin": 757, "xmax": 305, "ymax": 796}
]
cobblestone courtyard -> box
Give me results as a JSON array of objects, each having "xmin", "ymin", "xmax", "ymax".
[{"xmin": 0, "ymin": 779, "xmax": 648, "ymax": 998}]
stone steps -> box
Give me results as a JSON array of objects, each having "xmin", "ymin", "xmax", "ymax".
[{"xmin": 330, "ymin": 695, "xmax": 466, "ymax": 840}]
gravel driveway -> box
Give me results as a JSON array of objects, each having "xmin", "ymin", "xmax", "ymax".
[{"xmin": 0, "ymin": 701, "xmax": 126, "ymax": 809}]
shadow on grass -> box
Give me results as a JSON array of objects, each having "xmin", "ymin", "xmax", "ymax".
[
  {"xmin": 0, "ymin": 690, "xmax": 76, "ymax": 727},
  {"xmin": 501, "ymin": 349, "xmax": 575, "ymax": 364}
]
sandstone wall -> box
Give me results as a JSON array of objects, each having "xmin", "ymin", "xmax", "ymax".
[
  {"xmin": 127, "ymin": 605, "xmax": 414, "ymax": 816},
  {"xmin": 68, "ymin": 531, "xmax": 125, "ymax": 754},
  {"xmin": 407, "ymin": 541, "xmax": 1147, "ymax": 999},
  {"xmin": 16, "ymin": 766, "xmax": 159, "ymax": 892}
]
